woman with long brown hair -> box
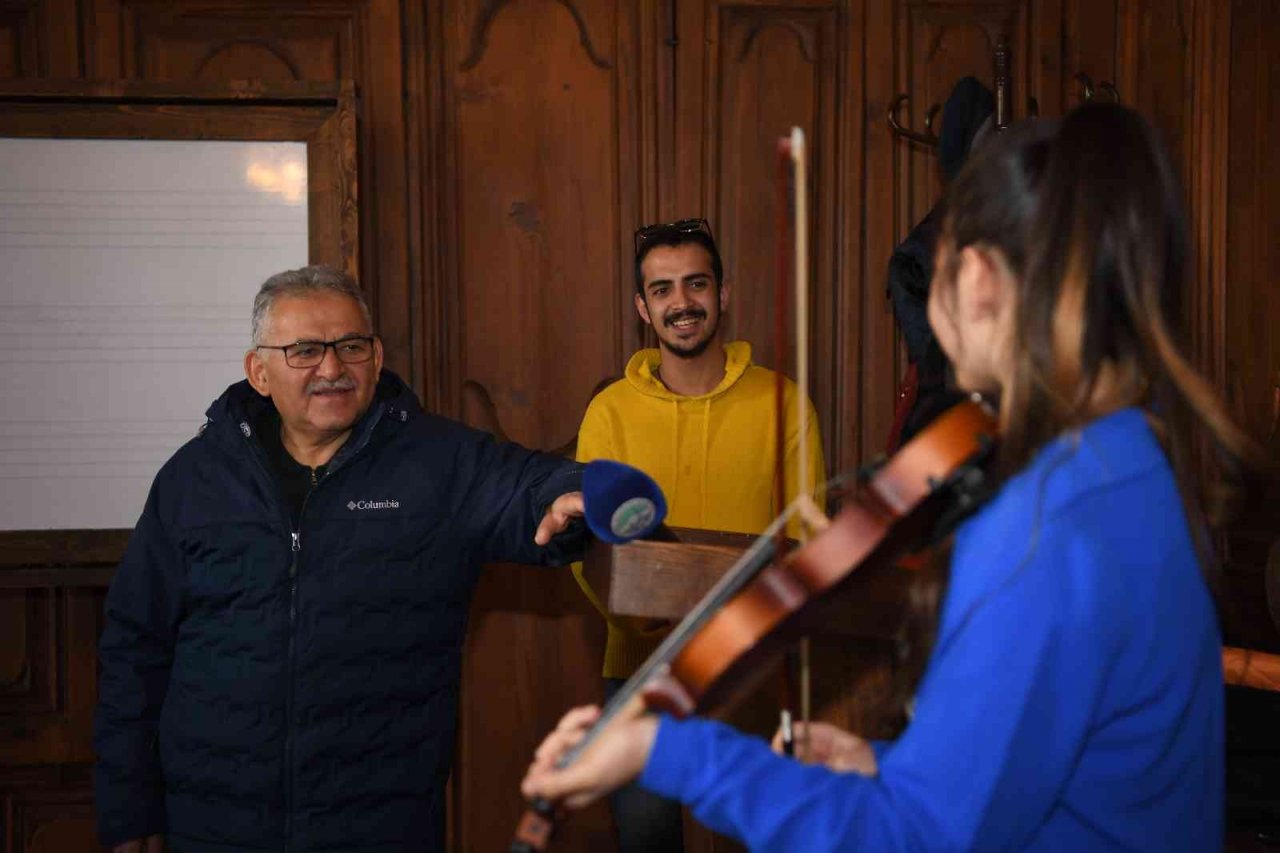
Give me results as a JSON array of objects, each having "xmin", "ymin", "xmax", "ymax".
[{"xmin": 521, "ymin": 103, "xmax": 1255, "ymax": 852}]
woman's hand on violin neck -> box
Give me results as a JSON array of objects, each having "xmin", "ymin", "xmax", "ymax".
[
  {"xmin": 771, "ymin": 721, "xmax": 879, "ymax": 777},
  {"xmin": 521, "ymin": 705, "xmax": 659, "ymax": 809}
]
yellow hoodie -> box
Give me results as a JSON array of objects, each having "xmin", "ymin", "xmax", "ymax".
[{"xmin": 572, "ymin": 341, "xmax": 826, "ymax": 678}]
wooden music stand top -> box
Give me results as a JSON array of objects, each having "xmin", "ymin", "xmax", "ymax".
[{"xmin": 581, "ymin": 526, "xmax": 911, "ymax": 639}]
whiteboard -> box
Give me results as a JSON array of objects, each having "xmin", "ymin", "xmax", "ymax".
[{"xmin": 0, "ymin": 138, "xmax": 309, "ymax": 530}]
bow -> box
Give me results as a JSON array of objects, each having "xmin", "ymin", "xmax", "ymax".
[{"xmin": 775, "ymin": 127, "xmax": 815, "ymax": 757}]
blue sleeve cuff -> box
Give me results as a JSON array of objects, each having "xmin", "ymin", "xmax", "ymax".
[
  {"xmin": 640, "ymin": 717, "xmax": 894, "ymax": 801},
  {"xmin": 638, "ymin": 714, "xmax": 703, "ymax": 801}
]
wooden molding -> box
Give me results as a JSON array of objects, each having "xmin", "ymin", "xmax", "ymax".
[
  {"xmin": 460, "ymin": 0, "xmax": 613, "ymax": 71},
  {"xmin": 0, "ymin": 589, "xmax": 57, "ymax": 716},
  {"xmin": 0, "ymin": 77, "xmax": 346, "ymax": 102},
  {"xmin": 190, "ymin": 37, "xmax": 305, "ymax": 81},
  {"xmin": 0, "ymin": 530, "xmax": 129, "ymax": 570},
  {"xmin": 736, "ymin": 18, "xmax": 819, "ymax": 64}
]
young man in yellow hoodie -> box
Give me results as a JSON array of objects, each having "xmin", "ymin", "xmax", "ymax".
[{"xmin": 572, "ymin": 218, "xmax": 826, "ymax": 852}]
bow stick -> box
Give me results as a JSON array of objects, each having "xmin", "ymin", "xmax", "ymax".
[{"xmin": 776, "ymin": 127, "xmax": 814, "ymax": 757}]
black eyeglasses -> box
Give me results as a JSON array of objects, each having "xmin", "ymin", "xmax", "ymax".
[
  {"xmin": 633, "ymin": 218, "xmax": 715, "ymax": 254},
  {"xmin": 256, "ymin": 335, "xmax": 376, "ymax": 368}
]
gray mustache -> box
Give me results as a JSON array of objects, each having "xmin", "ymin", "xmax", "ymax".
[{"xmin": 306, "ymin": 377, "xmax": 357, "ymax": 395}]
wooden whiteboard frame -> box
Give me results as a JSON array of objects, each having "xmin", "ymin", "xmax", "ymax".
[{"xmin": 0, "ymin": 80, "xmax": 358, "ymax": 582}]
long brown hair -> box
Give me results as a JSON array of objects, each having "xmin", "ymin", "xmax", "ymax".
[
  {"xmin": 886, "ymin": 104, "xmax": 1261, "ymax": 728},
  {"xmin": 946, "ymin": 103, "xmax": 1256, "ymax": 527}
]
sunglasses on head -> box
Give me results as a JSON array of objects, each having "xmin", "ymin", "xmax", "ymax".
[{"xmin": 633, "ymin": 218, "xmax": 715, "ymax": 254}]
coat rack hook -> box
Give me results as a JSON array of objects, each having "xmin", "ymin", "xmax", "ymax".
[
  {"xmin": 887, "ymin": 93, "xmax": 941, "ymax": 147},
  {"xmin": 924, "ymin": 103, "xmax": 942, "ymax": 136},
  {"xmin": 1076, "ymin": 72, "xmax": 1121, "ymax": 104},
  {"xmin": 1075, "ymin": 72, "xmax": 1096, "ymax": 103}
]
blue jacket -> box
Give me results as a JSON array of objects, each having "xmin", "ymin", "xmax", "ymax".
[
  {"xmin": 94, "ymin": 371, "xmax": 583, "ymax": 851},
  {"xmin": 640, "ymin": 408, "xmax": 1223, "ymax": 851}
]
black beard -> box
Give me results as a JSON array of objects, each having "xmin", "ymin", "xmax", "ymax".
[{"xmin": 661, "ymin": 335, "xmax": 715, "ymax": 360}]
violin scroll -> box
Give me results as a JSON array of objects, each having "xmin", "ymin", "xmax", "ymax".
[{"xmin": 510, "ymin": 798, "xmax": 556, "ymax": 853}]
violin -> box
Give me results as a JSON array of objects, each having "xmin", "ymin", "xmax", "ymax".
[{"xmin": 510, "ymin": 397, "xmax": 999, "ymax": 852}]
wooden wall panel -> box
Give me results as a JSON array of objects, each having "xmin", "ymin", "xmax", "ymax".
[
  {"xmin": 1225, "ymin": 0, "xmax": 1279, "ymax": 448},
  {"xmin": 0, "ymin": 597, "xmax": 25, "ymax": 693},
  {"xmin": 445, "ymin": 0, "xmax": 637, "ymax": 450},
  {"xmin": 1221, "ymin": 0, "xmax": 1280, "ymax": 653},
  {"xmin": 1060, "ymin": 0, "xmax": 1119, "ymax": 108},
  {"xmin": 712, "ymin": 7, "xmax": 839, "ymax": 450},
  {"xmin": 829, "ymin": 0, "xmax": 865, "ymax": 477},
  {"xmin": 0, "ymin": 585, "xmax": 104, "ymax": 853},
  {"xmin": 1115, "ymin": 0, "xmax": 1191, "ymax": 180},
  {"xmin": 436, "ymin": 2, "xmax": 648, "ymax": 850},
  {"xmin": 0, "ymin": 9, "xmax": 34, "ymax": 78},
  {"xmin": 0, "ymin": 592, "xmax": 56, "ymax": 723},
  {"xmin": 861, "ymin": 0, "xmax": 899, "ymax": 466},
  {"xmin": 456, "ymin": 567, "xmax": 612, "ymax": 852},
  {"xmin": 0, "ymin": 0, "xmax": 79, "ymax": 78},
  {"xmin": 119, "ymin": 10, "xmax": 355, "ymax": 82},
  {"xmin": 1, "ymin": 768, "xmax": 98, "ymax": 853},
  {"xmin": 85, "ymin": 1, "xmax": 359, "ymax": 88},
  {"xmin": 0, "ymin": 589, "xmax": 101, "ymax": 769},
  {"xmin": 674, "ymin": 0, "xmax": 865, "ymax": 473}
]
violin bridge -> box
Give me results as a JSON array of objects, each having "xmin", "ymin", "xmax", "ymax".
[
  {"xmin": 794, "ymin": 494, "xmax": 831, "ymax": 535},
  {"xmin": 793, "ymin": 491, "xmax": 834, "ymax": 532}
]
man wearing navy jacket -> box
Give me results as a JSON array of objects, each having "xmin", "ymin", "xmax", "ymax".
[{"xmin": 94, "ymin": 265, "xmax": 585, "ymax": 853}]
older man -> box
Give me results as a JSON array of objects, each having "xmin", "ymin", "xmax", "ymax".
[{"xmin": 94, "ymin": 265, "xmax": 584, "ymax": 853}]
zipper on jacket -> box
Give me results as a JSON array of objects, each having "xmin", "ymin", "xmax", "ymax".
[
  {"xmin": 238, "ymin": 402, "xmax": 388, "ymax": 851},
  {"xmin": 241, "ymin": 437, "xmax": 300, "ymax": 851},
  {"xmin": 283, "ymin": 482, "xmax": 320, "ymax": 853},
  {"xmin": 283, "ymin": 473, "xmax": 324, "ymax": 850},
  {"xmin": 284, "ymin": 528, "xmax": 300, "ymax": 852}
]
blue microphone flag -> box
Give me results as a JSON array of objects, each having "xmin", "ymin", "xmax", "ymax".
[{"xmin": 582, "ymin": 459, "xmax": 668, "ymax": 544}]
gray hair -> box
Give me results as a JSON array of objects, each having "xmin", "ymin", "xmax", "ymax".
[{"xmin": 250, "ymin": 264, "xmax": 373, "ymax": 345}]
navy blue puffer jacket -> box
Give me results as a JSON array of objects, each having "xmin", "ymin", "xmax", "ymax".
[{"xmin": 94, "ymin": 371, "xmax": 583, "ymax": 851}]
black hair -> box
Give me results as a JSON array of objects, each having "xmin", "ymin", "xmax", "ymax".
[{"xmin": 634, "ymin": 230, "xmax": 724, "ymax": 295}]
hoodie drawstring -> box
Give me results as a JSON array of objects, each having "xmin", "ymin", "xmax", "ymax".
[
  {"xmin": 669, "ymin": 398, "xmax": 679, "ymax": 514},
  {"xmin": 669, "ymin": 397, "xmax": 712, "ymax": 526},
  {"xmin": 700, "ymin": 398, "xmax": 711, "ymax": 525}
]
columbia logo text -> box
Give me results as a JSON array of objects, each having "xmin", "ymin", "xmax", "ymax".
[{"xmin": 346, "ymin": 499, "xmax": 401, "ymax": 511}]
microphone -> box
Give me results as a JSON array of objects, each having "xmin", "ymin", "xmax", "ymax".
[{"xmin": 582, "ymin": 460, "xmax": 668, "ymax": 543}]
